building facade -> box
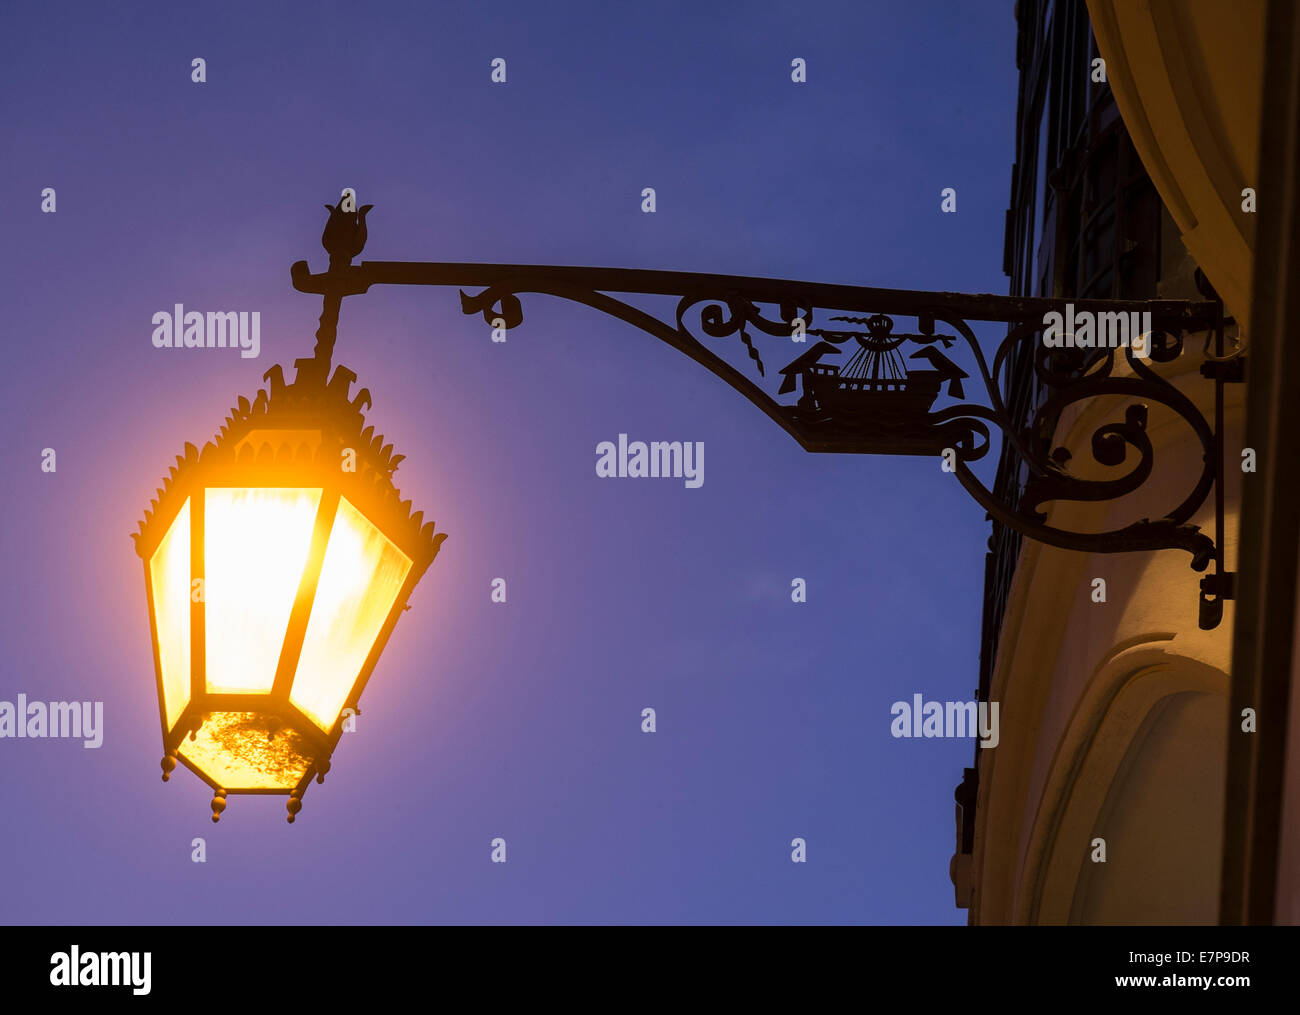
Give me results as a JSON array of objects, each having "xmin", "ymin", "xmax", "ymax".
[{"xmin": 951, "ymin": 0, "xmax": 1274, "ymax": 924}]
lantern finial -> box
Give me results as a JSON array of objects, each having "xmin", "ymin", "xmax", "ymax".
[{"xmin": 210, "ymin": 789, "xmax": 227, "ymax": 823}]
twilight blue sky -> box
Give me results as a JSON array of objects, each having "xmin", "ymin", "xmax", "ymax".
[{"xmin": 1, "ymin": 0, "xmax": 1016, "ymax": 923}]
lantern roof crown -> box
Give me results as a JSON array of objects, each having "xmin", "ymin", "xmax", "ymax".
[{"xmin": 132, "ymin": 354, "xmax": 445, "ymax": 568}]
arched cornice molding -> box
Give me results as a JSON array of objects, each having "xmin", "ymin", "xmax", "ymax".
[
  {"xmin": 1087, "ymin": 0, "xmax": 1264, "ymax": 329},
  {"xmin": 1018, "ymin": 641, "xmax": 1228, "ymax": 923}
]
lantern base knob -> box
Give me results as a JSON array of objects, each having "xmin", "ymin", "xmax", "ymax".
[
  {"xmin": 161, "ymin": 752, "xmax": 177, "ymax": 782},
  {"xmin": 210, "ymin": 789, "xmax": 227, "ymax": 823},
  {"xmin": 287, "ymin": 791, "xmax": 303, "ymax": 824}
]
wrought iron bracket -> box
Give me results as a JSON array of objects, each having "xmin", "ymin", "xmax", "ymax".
[{"xmin": 292, "ymin": 203, "xmax": 1241, "ymax": 629}]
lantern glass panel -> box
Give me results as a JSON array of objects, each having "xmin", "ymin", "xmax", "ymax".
[
  {"xmin": 205, "ymin": 487, "xmax": 322, "ymax": 694},
  {"xmin": 149, "ymin": 497, "xmax": 192, "ymax": 731},
  {"xmin": 176, "ymin": 710, "xmax": 315, "ymax": 790},
  {"xmin": 290, "ymin": 497, "xmax": 412, "ymax": 731}
]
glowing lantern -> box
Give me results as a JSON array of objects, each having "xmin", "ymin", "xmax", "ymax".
[{"xmin": 134, "ymin": 317, "xmax": 445, "ymax": 824}]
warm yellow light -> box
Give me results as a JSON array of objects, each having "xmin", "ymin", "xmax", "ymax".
[
  {"xmin": 149, "ymin": 498, "xmax": 191, "ymax": 731},
  {"xmin": 291, "ymin": 497, "xmax": 412, "ymax": 730},
  {"xmin": 177, "ymin": 711, "xmax": 314, "ymax": 790},
  {"xmin": 205, "ymin": 488, "xmax": 322, "ymax": 694}
]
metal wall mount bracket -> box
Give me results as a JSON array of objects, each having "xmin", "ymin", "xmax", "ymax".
[{"xmin": 292, "ymin": 203, "xmax": 1240, "ymax": 629}]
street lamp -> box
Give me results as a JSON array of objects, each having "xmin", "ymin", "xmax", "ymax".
[
  {"xmin": 135, "ymin": 191, "xmax": 1240, "ymax": 821},
  {"xmin": 133, "ymin": 200, "xmax": 446, "ymax": 823}
]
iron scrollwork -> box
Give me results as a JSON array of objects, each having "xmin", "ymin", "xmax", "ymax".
[{"xmin": 292, "ymin": 211, "xmax": 1238, "ymax": 629}]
